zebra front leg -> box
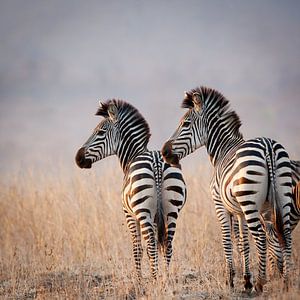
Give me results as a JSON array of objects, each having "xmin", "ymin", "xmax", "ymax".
[
  {"xmin": 125, "ymin": 212, "xmax": 143, "ymax": 280},
  {"xmin": 215, "ymin": 205, "xmax": 235, "ymax": 289},
  {"xmin": 237, "ymin": 215, "xmax": 253, "ymax": 292}
]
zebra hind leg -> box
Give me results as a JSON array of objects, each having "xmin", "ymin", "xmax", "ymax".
[
  {"xmin": 244, "ymin": 216, "xmax": 267, "ymax": 293},
  {"xmin": 282, "ymin": 227, "xmax": 292, "ymax": 291},
  {"xmin": 141, "ymin": 222, "xmax": 158, "ymax": 279},
  {"xmin": 125, "ymin": 213, "xmax": 143, "ymax": 280},
  {"xmin": 237, "ymin": 216, "xmax": 253, "ymax": 292},
  {"xmin": 163, "ymin": 212, "xmax": 179, "ymax": 272}
]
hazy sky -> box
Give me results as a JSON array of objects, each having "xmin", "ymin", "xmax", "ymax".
[{"xmin": 0, "ymin": 0, "xmax": 299, "ymax": 174}]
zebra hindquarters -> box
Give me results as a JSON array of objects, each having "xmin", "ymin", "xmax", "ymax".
[
  {"xmin": 124, "ymin": 164, "xmax": 160, "ymax": 280},
  {"xmin": 231, "ymin": 146, "xmax": 269, "ymax": 292},
  {"xmin": 161, "ymin": 165, "xmax": 186, "ymax": 270}
]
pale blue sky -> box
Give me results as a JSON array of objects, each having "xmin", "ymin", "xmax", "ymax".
[{"xmin": 0, "ymin": 0, "xmax": 299, "ymax": 173}]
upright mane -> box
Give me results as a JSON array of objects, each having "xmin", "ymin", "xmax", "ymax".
[
  {"xmin": 182, "ymin": 86, "xmax": 242, "ymax": 138},
  {"xmin": 96, "ymin": 99, "xmax": 151, "ymax": 143}
]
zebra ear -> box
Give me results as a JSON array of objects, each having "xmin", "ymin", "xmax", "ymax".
[
  {"xmin": 107, "ymin": 103, "xmax": 118, "ymax": 122},
  {"xmin": 192, "ymin": 92, "xmax": 203, "ymax": 112},
  {"xmin": 95, "ymin": 101, "xmax": 109, "ymax": 117}
]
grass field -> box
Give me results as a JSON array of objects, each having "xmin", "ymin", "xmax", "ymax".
[{"xmin": 0, "ymin": 162, "xmax": 299, "ymax": 299}]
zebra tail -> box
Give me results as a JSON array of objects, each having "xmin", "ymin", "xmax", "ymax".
[
  {"xmin": 152, "ymin": 153, "xmax": 166, "ymax": 250},
  {"xmin": 157, "ymin": 197, "xmax": 165, "ymax": 249},
  {"xmin": 266, "ymin": 149, "xmax": 286, "ymax": 249}
]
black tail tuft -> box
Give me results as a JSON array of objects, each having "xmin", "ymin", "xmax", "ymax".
[{"xmin": 273, "ymin": 204, "xmax": 286, "ymax": 249}]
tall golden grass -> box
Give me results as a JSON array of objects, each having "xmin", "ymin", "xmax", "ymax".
[{"xmin": 0, "ymin": 162, "xmax": 299, "ymax": 299}]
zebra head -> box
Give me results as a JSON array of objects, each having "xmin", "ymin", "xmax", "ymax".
[
  {"xmin": 162, "ymin": 86, "xmax": 243, "ymax": 165},
  {"xmin": 162, "ymin": 89, "xmax": 208, "ymax": 165},
  {"xmin": 75, "ymin": 101, "xmax": 120, "ymax": 169}
]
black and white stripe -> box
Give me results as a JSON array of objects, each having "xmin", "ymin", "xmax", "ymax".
[
  {"xmin": 162, "ymin": 86, "xmax": 292, "ymax": 292},
  {"xmin": 76, "ymin": 100, "xmax": 186, "ymax": 279},
  {"xmin": 265, "ymin": 160, "xmax": 300, "ymax": 274}
]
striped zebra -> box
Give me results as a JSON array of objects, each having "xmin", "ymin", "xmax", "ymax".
[
  {"xmin": 161, "ymin": 86, "xmax": 292, "ymax": 293},
  {"xmin": 75, "ymin": 99, "xmax": 186, "ymax": 279},
  {"xmin": 233, "ymin": 160, "xmax": 300, "ymax": 275}
]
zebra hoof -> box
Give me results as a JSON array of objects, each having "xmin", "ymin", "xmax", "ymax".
[
  {"xmin": 283, "ymin": 279, "xmax": 289, "ymax": 292},
  {"xmin": 254, "ymin": 282, "xmax": 264, "ymax": 294},
  {"xmin": 243, "ymin": 275, "xmax": 253, "ymax": 292}
]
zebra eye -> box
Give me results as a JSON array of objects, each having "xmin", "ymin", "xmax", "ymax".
[
  {"xmin": 97, "ymin": 129, "xmax": 106, "ymax": 135},
  {"xmin": 182, "ymin": 120, "xmax": 191, "ymax": 128}
]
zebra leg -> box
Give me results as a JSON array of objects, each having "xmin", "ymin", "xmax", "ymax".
[
  {"xmin": 242, "ymin": 211, "xmax": 267, "ymax": 293},
  {"xmin": 140, "ymin": 221, "xmax": 158, "ymax": 279},
  {"xmin": 237, "ymin": 215, "xmax": 252, "ymax": 291},
  {"xmin": 125, "ymin": 212, "xmax": 143, "ymax": 279},
  {"xmin": 281, "ymin": 227, "xmax": 292, "ymax": 290},
  {"xmin": 215, "ymin": 205, "xmax": 235, "ymax": 288},
  {"xmin": 163, "ymin": 212, "xmax": 178, "ymax": 271},
  {"xmin": 265, "ymin": 222, "xmax": 283, "ymax": 277},
  {"xmin": 233, "ymin": 217, "xmax": 242, "ymax": 253}
]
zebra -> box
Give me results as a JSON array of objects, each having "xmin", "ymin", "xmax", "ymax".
[
  {"xmin": 75, "ymin": 99, "xmax": 186, "ymax": 280},
  {"xmin": 161, "ymin": 86, "xmax": 292, "ymax": 293},
  {"xmin": 232, "ymin": 160, "xmax": 300, "ymax": 276}
]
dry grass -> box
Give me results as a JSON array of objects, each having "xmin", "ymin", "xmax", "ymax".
[{"xmin": 0, "ymin": 162, "xmax": 299, "ymax": 299}]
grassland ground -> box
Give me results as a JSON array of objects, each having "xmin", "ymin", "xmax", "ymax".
[{"xmin": 0, "ymin": 162, "xmax": 299, "ymax": 299}]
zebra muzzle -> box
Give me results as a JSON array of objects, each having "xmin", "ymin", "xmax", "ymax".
[
  {"xmin": 75, "ymin": 147, "xmax": 92, "ymax": 169},
  {"xmin": 162, "ymin": 141, "xmax": 180, "ymax": 166}
]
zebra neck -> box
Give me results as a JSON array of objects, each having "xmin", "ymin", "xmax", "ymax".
[
  {"xmin": 207, "ymin": 134, "xmax": 244, "ymax": 166},
  {"xmin": 117, "ymin": 139, "xmax": 148, "ymax": 172}
]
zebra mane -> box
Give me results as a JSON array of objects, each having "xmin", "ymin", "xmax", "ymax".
[
  {"xmin": 182, "ymin": 86, "xmax": 242, "ymax": 136},
  {"xmin": 95, "ymin": 99, "xmax": 151, "ymax": 141}
]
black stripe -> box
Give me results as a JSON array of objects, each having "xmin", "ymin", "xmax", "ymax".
[
  {"xmin": 237, "ymin": 149, "xmax": 264, "ymax": 159},
  {"xmin": 235, "ymin": 190, "xmax": 257, "ymax": 197},
  {"xmin": 129, "ymin": 163, "xmax": 152, "ymax": 173},
  {"xmin": 233, "ymin": 177, "xmax": 259, "ymax": 186},
  {"xmin": 131, "ymin": 184, "xmax": 153, "ymax": 197},
  {"xmin": 277, "ymin": 162, "xmax": 290, "ymax": 169},
  {"xmin": 246, "ymin": 217, "xmax": 260, "ymax": 224},
  {"xmin": 276, "ymin": 151, "xmax": 289, "ymax": 160},
  {"xmin": 132, "ymin": 195, "xmax": 151, "ymax": 208},
  {"xmin": 239, "ymin": 200, "xmax": 256, "ymax": 206},
  {"xmin": 164, "ymin": 172, "xmax": 183, "ymax": 180},
  {"xmin": 279, "ymin": 172, "xmax": 292, "ymax": 177},
  {"xmin": 131, "ymin": 173, "xmax": 154, "ymax": 182},
  {"xmin": 246, "ymin": 170, "xmax": 264, "ymax": 176},
  {"xmin": 167, "ymin": 212, "xmax": 178, "ymax": 219},
  {"xmin": 168, "ymin": 223, "xmax": 176, "ymax": 229},
  {"xmin": 166, "ymin": 186, "xmax": 184, "ymax": 196},
  {"xmin": 169, "ymin": 200, "xmax": 183, "ymax": 206}
]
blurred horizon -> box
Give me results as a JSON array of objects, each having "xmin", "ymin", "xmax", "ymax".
[{"xmin": 0, "ymin": 0, "xmax": 299, "ymax": 175}]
